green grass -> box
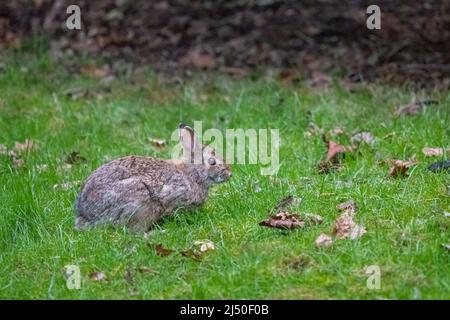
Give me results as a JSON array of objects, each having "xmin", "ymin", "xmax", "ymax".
[{"xmin": 0, "ymin": 49, "xmax": 449, "ymax": 299}]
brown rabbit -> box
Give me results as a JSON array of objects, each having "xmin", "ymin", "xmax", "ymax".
[{"xmin": 75, "ymin": 124, "xmax": 232, "ymax": 232}]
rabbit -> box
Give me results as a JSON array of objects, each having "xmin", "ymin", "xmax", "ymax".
[{"xmin": 75, "ymin": 124, "xmax": 232, "ymax": 232}]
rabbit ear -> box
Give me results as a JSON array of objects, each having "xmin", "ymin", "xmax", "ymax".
[{"xmin": 179, "ymin": 124, "xmax": 200, "ymax": 161}]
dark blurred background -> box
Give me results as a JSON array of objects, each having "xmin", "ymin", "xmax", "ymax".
[{"xmin": 0, "ymin": 0, "xmax": 449, "ymax": 89}]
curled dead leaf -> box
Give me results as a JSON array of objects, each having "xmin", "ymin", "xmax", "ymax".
[
  {"xmin": 332, "ymin": 212, "xmax": 366, "ymax": 240},
  {"xmin": 336, "ymin": 200, "xmax": 358, "ymax": 215},
  {"xmin": 315, "ymin": 234, "xmax": 333, "ymax": 247},
  {"xmin": 422, "ymin": 147, "xmax": 449, "ymax": 157},
  {"xmin": 153, "ymin": 243, "xmax": 173, "ymax": 257},
  {"xmin": 388, "ymin": 159, "xmax": 417, "ymax": 177},
  {"xmin": 259, "ymin": 211, "xmax": 305, "ymax": 230},
  {"xmin": 317, "ymin": 160, "xmax": 342, "ymax": 174},
  {"xmin": 395, "ymin": 98, "xmax": 438, "ymax": 116}
]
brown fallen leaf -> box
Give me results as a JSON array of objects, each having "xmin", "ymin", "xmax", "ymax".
[
  {"xmin": 388, "ymin": 159, "xmax": 417, "ymax": 177},
  {"xmin": 325, "ymin": 140, "xmax": 355, "ymax": 162},
  {"xmin": 89, "ymin": 271, "xmax": 106, "ymax": 282},
  {"xmin": 422, "ymin": 147, "xmax": 449, "ymax": 157},
  {"xmin": 395, "ymin": 98, "xmax": 438, "ymax": 116},
  {"xmin": 180, "ymin": 50, "xmax": 216, "ymax": 69},
  {"xmin": 315, "ymin": 234, "xmax": 333, "ymax": 247},
  {"xmin": 259, "ymin": 211, "xmax": 305, "ymax": 230},
  {"xmin": 153, "ymin": 244, "xmax": 174, "ymax": 257},
  {"xmin": 317, "ymin": 161, "xmax": 342, "ymax": 174},
  {"xmin": 332, "ymin": 212, "xmax": 366, "ymax": 240},
  {"xmin": 149, "ymin": 138, "xmax": 166, "ymax": 151},
  {"xmin": 336, "ymin": 200, "xmax": 358, "ymax": 215}
]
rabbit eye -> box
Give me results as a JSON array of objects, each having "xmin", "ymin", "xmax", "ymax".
[{"xmin": 208, "ymin": 158, "xmax": 216, "ymax": 165}]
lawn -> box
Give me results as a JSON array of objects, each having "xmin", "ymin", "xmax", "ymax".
[{"xmin": 0, "ymin": 47, "xmax": 449, "ymax": 299}]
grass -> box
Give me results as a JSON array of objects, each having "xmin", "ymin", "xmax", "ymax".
[{"xmin": 0, "ymin": 47, "xmax": 449, "ymax": 299}]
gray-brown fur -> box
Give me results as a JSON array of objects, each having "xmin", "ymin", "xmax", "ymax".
[{"xmin": 75, "ymin": 125, "xmax": 231, "ymax": 232}]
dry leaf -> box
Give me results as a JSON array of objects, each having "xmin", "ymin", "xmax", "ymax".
[
  {"xmin": 336, "ymin": 200, "xmax": 358, "ymax": 215},
  {"xmin": 149, "ymin": 138, "xmax": 166, "ymax": 150},
  {"xmin": 422, "ymin": 147, "xmax": 449, "ymax": 157},
  {"xmin": 317, "ymin": 161, "xmax": 342, "ymax": 174},
  {"xmin": 154, "ymin": 244, "xmax": 173, "ymax": 257},
  {"xmin": 395, "ymin": 98, "xmax": 438, "ymax": 116},
  {"xmin": 388, "ymin": 159, "xmax": 417, "ymax": 177},
  {"xmin": 324, "ymin": 140, "xmax": 355, "ymax": 162},
  {"xmin": 259, "ymin": 211, "xmax": 305, "ymax": 230},
  {"xmin": 89, "ymin": 271, "xmax": 106, "ymax": 282},
  {"xmin": 332, "ymin": 212, "xmax": 366, "ymax": 240},
  {"xmin": 315, "ymin": 234, "xmax": 333, "ymax": 247}
]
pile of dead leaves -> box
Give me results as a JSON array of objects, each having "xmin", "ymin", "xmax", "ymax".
[
  {"xmin": 315, "ymin": 200, "xmax": 366, "ymax": 247},
  {"xmin": 1, "ymin": 1, "xmax": 449, "ymax": 89},
  {"xmin": 259, "ymin": 196, "xmax": 322, "ymax": 230}
]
